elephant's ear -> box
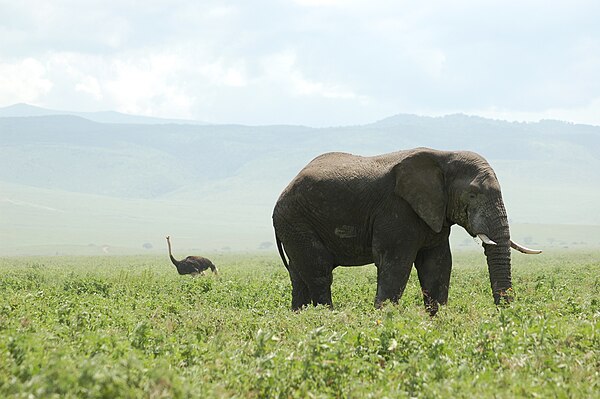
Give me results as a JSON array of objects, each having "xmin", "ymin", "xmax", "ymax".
[{"xmin": 393, "ymin": 151, "xmax": 446, "ymax": 233}]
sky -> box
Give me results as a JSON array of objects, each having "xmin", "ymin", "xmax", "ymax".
[{"xmin": 1, "ymin": 0, "xmax": 599, "ymax": 127}]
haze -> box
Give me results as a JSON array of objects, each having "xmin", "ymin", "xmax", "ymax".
[{"xmin": 1, "ymin": 1, "xmax": 599, "ymax": 255}]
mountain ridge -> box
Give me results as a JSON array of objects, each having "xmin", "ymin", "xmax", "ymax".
[
  {"xmin": 1, "ymin": 106, "xmax": 599, "ymax": 253},
  {"xmin": 4, "ymin": 102, "xmax": 600, "ymax": 130},
  {"xmin": 0, "ymin": 103, "xmax": 207, "ymax": 125}
]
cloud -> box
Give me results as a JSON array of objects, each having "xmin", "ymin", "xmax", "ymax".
[
  {"xmin": 261, "ymin": 50, "xmax": 365, "ymax": 101},
  {"xmin": 103, "ymin": 52, "xmax": 194, "ymax": 117},
  {"xmin": 13, "ymin": 50, "xmax": 196, "ymax": 118},
  {"xmin": 293, "ymin": 0, "xmax": 365, "ymax": 6},
  {"xmin": 206, "ymin": 5, "xmax": 239, "ymax": 18},
  {"xmin": 0, "ymin": 1, "xmax": 599, "ymax": 126},
  {"xmin": 75, "ymin": 76, "xmax": 102, "ymax": 100},
  {"xmin": 0, "ymin": 58, "xmax": 53, "ymax": 104},
  {"xmin": 198, "ymin": 60, "xmax": 248, "ymax": 88}
]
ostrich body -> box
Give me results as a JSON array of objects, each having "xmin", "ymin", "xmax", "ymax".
[{"xmin": 166, "ymin": 236, "xmax": 218, "ymax": 276}]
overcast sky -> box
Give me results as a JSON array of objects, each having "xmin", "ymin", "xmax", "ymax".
[{"xmin": 1, "ymin": 0, "xmax": 599, "ymax": 126}]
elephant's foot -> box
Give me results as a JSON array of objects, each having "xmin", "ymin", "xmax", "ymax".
[
  {"xmin": 374, "ymin": 294, "xmax": 401, "ymax": 309},
  {"xmin": 291, "ymin": 288, "xmax": 311, "ymax": 311},
  {"xmin": 310, "ymin": 288, "xmax": 334, "ymax": 309},
  {"xmin": 422, "ymin": 290, "xmax": 440, "ymax": 316},
  {"xmin": 493, "ymin": 288, "xmax": 514, "ymax": 306}
]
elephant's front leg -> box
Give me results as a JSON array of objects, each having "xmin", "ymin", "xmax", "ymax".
[
  {"xmin": 414, "ymin": 240, "xmax": 452, "ymax": 316},
  {"xmin": 373, "ymin": 248, "xmax": 418, "ymax": 308}
]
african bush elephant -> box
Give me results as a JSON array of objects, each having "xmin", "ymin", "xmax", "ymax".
[{"xmin": 272, "ymin": 148, "xmax": 541, "ymax": 315}]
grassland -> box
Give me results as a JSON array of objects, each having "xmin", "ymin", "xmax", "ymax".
[
  {"xmin": 4, "ymin": 179, "xmax": 600, "ymax": 257},
  {"xmin": 0, "ymin": 251, "xmax": 598, "ymax": 398}
]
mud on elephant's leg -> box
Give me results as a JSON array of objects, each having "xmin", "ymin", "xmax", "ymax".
[
  {"xmin": 373, "ymin": 249, "xmax": 417, "ymax": 308},
  {"xmin": 415, "ymin": 241, "xmax": 452, "ymax": 316}
]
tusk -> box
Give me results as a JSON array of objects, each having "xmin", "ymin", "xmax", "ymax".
[
  {"xmin": 477, "ymin": 233, "xmax": 497, "ymax": 246},
  {"xmin": 510, "ymin": 240, "xmax": 542, "ymax": 254}
]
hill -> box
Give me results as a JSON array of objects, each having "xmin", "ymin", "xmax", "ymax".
[
  {"xmin": 1, "ymin": 106, "xmax": 599, "ymax": 254},
  {"xmin": 0, "ymin": 103, "xmax": 206, "ymax": 125}
]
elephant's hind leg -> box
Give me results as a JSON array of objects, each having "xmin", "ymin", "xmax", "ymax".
[
  {"xmin": 283, "ymin": 235, "xmax": 335, "ymax": 309},
  {"xmin": 307, "ymin": 270, "xmax": 334, "ymax": 308},
  {"xmin": 289, "ymin": 269, "xmax": 311, "ymax": 311}
]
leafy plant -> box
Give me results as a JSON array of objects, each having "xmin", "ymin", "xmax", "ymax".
[{"xmin": 0, "ymin": 251, "xmax": 598, "ymax": 398}]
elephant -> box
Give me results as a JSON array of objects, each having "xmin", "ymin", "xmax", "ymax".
[{"xmin": 272, "ymin": 148, "xmax": 541, "ymax": 315}]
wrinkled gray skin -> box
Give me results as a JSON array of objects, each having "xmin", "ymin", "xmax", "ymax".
[{"xmin": 273, "ymin": 148, "xmax": 517, "ymax": 315}]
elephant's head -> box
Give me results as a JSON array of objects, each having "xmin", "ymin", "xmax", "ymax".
[{"xmin": 394, "ymin": 148, "xmax": 541, "ymax": 304}]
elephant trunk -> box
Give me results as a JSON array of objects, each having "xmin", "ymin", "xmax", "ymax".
[
  {"xmin": 472, "ymin": 198, "xmax": 513, "ymax": 304},
  {"xmin": 485, "ymin": 242, "xmax": 512, "ymax": 304}
]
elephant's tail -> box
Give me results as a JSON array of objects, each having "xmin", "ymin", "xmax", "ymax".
[{"xmin": 275, "ymin": 235, "xmax": 289, "ymax": 270}]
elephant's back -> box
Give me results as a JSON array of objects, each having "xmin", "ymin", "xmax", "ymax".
[
  {"xmin": 305, "ymin": 150, "xmax": 414, "ymax": 174},
  {"xmin": 274, "ymin": 151, "xmax": 389, "ymax": 215},
  {"xmin": 300, "ymin": 151, "xmax": 386, "ymax": 181}
]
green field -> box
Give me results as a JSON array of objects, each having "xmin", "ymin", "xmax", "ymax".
[{"xmin": 0, "ymin": 251, "xmax": 598, "ymax": 398}]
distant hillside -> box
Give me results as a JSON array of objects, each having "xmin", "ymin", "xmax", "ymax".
[
  {"xmin": 1, "ymin": 112, "xmax": 598, "ymax": 199},
  {"xmin": 1, "ymin": 109, "xmax": 599, "ymax": 254},
  {"xmin": 0, "ymin": 103, "xmax": 206, "ymax": 125}
]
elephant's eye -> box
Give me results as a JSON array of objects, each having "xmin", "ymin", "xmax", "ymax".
[{"xmin": 468, "ymin": 193, "xmax": 477, "ymax": 200}]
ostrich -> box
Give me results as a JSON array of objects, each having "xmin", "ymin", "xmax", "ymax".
[{"xmin": 165, "ymin": 236, "xmax": 218, "ymax": 276}]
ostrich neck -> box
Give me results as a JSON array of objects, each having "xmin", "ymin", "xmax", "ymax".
[{"xmin": 167, "ymin": 240, "xmax": 179, "ymax": 266}]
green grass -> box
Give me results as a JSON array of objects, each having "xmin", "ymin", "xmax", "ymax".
[{"xmin": 0, "ymin": 251, "xmax": 598, "ymax": 398}]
